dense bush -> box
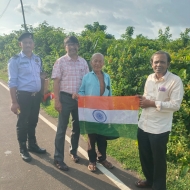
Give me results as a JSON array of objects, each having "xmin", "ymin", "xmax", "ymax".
[{"xmin": 0, "ymin": 22, "xmax": 189, "ymax": 175}]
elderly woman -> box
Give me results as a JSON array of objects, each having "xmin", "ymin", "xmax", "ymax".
[{"xmin": 73, "ymin": 53, "xmax": 113, "ymax": 172}]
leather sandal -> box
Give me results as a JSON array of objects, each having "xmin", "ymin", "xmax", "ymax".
[
  {"xmin": 88, "ymin": 162, "xmax": 96, "ymax": 172},
  {"xmin": 99, "ymin": 160, "xmax": 113, "ymax": 169},
  {"xmin": 70, "ymin": 154, "xmax": 80, "ymax": 163},
  {"xmin": 54, "ymin": 160, "xmax": 69, "ymax": 171},
  {"xmin": 135, "ymin": 180, "xmax": 152, "ymax": 188}
]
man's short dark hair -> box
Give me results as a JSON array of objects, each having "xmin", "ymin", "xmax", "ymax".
[
  {"xmin": 64, "ymin": 36, "xmax": 79, "ymax": 46},
  {"xmin": 150, "ymin": 51, "xmax": 171, "ymax": 64}
]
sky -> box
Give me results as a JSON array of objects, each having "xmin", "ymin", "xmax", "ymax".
[{"xmin": 0, "ymin": 0, "xmax": 190, "ymax": 39}]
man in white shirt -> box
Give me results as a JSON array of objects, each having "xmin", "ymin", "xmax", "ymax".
[{"xmin": 136, "ymin": 51, "xmax": 184, "ymax": 190}]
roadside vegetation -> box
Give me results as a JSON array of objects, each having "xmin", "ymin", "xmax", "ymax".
[{"xmin": 0, "ymin": 22, "xmax": 190, "ymax": 190}]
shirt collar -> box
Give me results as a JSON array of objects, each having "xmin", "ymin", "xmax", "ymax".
[
  {"xmin": 154, "ymin": 70, "xmax": 170, "ymax": 82},
  {"xmin": 20, "ymin": 51, "xmax": 34, "ymax": 58},
  {"xmin": 66, "ymin": 54, "xmax": 80, "ymax": 62},
  {"xmin": 91, "ymin": 70, "xmax": 105, "ymax": 75}
]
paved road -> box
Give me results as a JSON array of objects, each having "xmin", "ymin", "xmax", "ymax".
[{"xmin": 0, "ymin": 80, "xmax": 150, "ymax": 190}]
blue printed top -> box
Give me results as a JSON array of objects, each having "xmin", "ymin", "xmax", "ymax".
[
  {"xmin": 78, "ymin": 71, "xmax": 112, "ymax": 96},
  {"xmin": 8, "ymin": 51, "xmax": 42, "ymax": 92}
]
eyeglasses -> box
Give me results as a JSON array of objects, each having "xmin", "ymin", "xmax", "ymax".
[{"xmin": 66, "ymin": 43, "xmax": 78, "ymax": 47}]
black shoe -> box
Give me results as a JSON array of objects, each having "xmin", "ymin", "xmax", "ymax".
[
  {"xmin": 28, "ymin": 143, "xmax": 46, "ymax": 154},
  {"xmin": 20, "ymin": 150, "xmax": 32, "ymax": 162},
  {"xmin": 54, "ymin": 160, "xmax": 69, "ymax": 171},
  {"xmin": 135, "ymin": 180, "xmax": 152, "ymax": 188},
  {"xmin": 19, "ymin": 142, "xmax": 32, "ymax": 162}
]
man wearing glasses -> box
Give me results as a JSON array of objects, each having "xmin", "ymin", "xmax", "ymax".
[{"xmin": 51, "ymin": 36, "xmax": 89, "ymax": 171}]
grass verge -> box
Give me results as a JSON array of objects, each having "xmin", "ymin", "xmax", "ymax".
[{"xmin": 0, "ymin": 69, "xmax": 8, "ymax": 81}]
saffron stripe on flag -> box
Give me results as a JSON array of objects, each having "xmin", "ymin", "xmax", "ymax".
[{"xmin": 78, "ymin": 96, "xmax": 139, "ymax": 110}]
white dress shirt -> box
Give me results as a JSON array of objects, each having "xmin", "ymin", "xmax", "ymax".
[{"xmin": 138, "ymin": 71, "xmax": 184, "ymax": 134}]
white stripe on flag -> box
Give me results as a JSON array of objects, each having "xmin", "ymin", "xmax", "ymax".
[{"xmin": 79, "ymin": 108, "xmax": 138, "ymax": 124}]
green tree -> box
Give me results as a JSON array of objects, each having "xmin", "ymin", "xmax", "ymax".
[
  {"xmin": 158, "ymin": 26, "xmax": 172, "ymax": 46},
  {"xmin": 121, "ymin": 26, "xmax": 135, "ymax": 40},
  {"xmin": 104, "ymin": 39, "xmax": 153, "ymax": 95},
  {"xmin": 79, "ymin": 22, "xmax": 115, "ymax": 67},
  {"xmin": 81, "ymin": 21, "xmax": 114, "ymax": 39},
  {"xmin": 32, "ymin": 21, "xmax": 67, "ymax": 76},
  {"xmin": 180, "ymin": 28, "xmax": 190, "ymax": 47}
]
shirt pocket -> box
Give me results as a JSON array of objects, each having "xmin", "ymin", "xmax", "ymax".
[
  {"xmin": 157, "ymin": 89, "xmax": 169, "ymax": 101},
  {"xmin": 18, "ymin": 63, "xmax": 31, "ymax": 74},
  {"xmin": 76, "ymin": 68, "xmax": 86, "ymax": 80}
]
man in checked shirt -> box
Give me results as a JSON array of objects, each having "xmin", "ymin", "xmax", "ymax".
[{"xmin": 51, "ymin": 36, "xmax": 89, "ymax": 171}]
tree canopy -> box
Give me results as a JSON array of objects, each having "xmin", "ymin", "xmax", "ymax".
[{"xmin": 0, "ymin": 22, "xmax": 190, "ymax": 174}]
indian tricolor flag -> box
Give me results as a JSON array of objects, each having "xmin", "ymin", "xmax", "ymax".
[{"xmin": 78, "ymin": 96, "xmax": 139, "ymax": 139}]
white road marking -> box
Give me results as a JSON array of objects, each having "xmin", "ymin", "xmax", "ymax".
[
  {"xmin": 0, "ymin": 81, "xmax": 131, "ymax": 190},
  {"xmin": 0, "ymin": 82, "xmax": 9, "ymax": 91},
  {"xmin": 4, "ymin": 150, "xmax": 12, "ymax": 156}
]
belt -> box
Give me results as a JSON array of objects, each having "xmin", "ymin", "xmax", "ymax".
[
  {"xmin": 60, "ymin": 91, "xmax": 72, "ymax": 97},
  {"xmin": 17, "ymin": 91, "xmax": 39, "ymax": 96}
]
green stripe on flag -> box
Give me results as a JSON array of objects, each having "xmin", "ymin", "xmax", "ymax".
[{"xmin": 79, "ymin": 121, "xmax": 138, "ymax": 139}]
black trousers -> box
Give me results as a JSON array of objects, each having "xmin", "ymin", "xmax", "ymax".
[
  {"xmin": 87, "ymin": 134, "xmax": 107, "ymax": 163},
  {"xmin": 137, "ymin": 128, "xmax": 170, "ymax": 190},
  {"xmin": 16, "ymin": 91, "xmax": 41, "ymax": 143},
  {"xmin": 54, "ymin": 92, "xmax": 80, "ymax": 162}
]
